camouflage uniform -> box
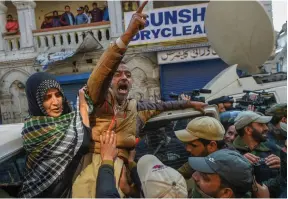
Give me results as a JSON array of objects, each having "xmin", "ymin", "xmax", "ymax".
[
  {"xmin": 265, "ymin": 103, "xmax": 287, "ymax": 118},
  {"xmin": 233, "ymin": 136, "xmax": 280, "ymax": 197},
  {"xmin": 265, "ymin": 103, "xmax": 287, "ymax": 155}
]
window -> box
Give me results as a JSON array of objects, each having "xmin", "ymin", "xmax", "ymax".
[
  {"xmin": 122, "ymin": 1, "xmax": 139, "ymax": 12},
  {"xmin": 0, "ymin": 150, "xmax": 25, "ymax": 186}
]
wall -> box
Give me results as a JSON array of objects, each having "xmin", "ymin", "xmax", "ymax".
[
  {"xmin": 124, "ymin": 52, "xmax": 160, "ymax": 102},
  {"xmin": 278, "ymin": 32, "xmax": 287, "ymax": 72},
  {"xmin": 259, "ymin": 0, "xmax": 273, "ymax": 21},
  {"xmin": 4, "ymin": 1, "xmax": 17, "ymax": 20},
  {"xmin": 0, "ymin": 65, "xmax": 34, "ymax": 124}
]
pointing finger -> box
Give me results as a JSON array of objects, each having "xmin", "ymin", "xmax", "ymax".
[{"xmin": 136, "ymin": 0, "xmax": 148, "ymax": 14}]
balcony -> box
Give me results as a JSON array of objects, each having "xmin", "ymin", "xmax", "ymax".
[{"xmin": 1, "ymin": 22, "xmax": 111, "ymax": 62}]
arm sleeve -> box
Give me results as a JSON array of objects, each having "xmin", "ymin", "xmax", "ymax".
[
  {"xmin": 137, "ymin": 100, "xmax": 190, "ymax": 124},
  {"xmin": 87, "ymin": 43, "xmax": 126, "ymax": 106},
  {"xmin": 96, "ymin": 163, "xmax": 121, "ymax": 198}
]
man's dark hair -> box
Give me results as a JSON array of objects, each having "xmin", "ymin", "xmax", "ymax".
[
  {"xmin": 270, "ymin": 115, "xmax": 283, "ymax": 125},
  {"xmin": 198, "ymin": 138, "xmax": 226, "ymax": 149},
  {"xmin": 219, "ymin": 176, "xmax": 248, "ymax": 198},
  {"xmin": 65, "ymin": 5, "xmax": 70, "ymax": 9},
  {"xmin": 53, "ymin": 11, "xmax": 58, "ymax": 15},
  {"xmin": 224, "ymin": 124, "xmax": 230, "ymax": 132},
  {"xmin": 223, "ymin": 122, "xmax": 234, "ymax": 132},
  {"xmin": 237, "ymin": 127, "xmax": 245, "ymax": 137},
  {"xmin": 92, "ymin": 2, "xmax": 97, "ymax": 6}
]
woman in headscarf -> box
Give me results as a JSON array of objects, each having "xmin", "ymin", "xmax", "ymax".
[{"xmin": 18, "ymin": 72, "xmax": 92, "ymax": 198}]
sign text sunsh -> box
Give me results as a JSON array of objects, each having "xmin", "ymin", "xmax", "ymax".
[{"xmin": 124, "ymin": 3, "xmax": 208, "ymax": 46}]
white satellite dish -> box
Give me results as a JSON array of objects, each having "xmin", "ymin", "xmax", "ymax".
[{"xmin": 204, "ymin": 1, "xmax": 275, "ymax": 74}]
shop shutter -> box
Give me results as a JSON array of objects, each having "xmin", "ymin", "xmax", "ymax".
[
  {"xmin": 61, "ymin": 83, "xmax": 86, "ymax": 110},
  {"xmin": 160, "ymin": 59, "xmax": 227, "ymax": 101}
]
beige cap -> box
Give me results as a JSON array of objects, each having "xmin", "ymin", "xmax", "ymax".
[
  {"xmin": 234, "ymin": 111, "xmax": 272, "ymax": 130},
  {"xmin": 175, "ymin": 116, "xmax": 225, "ymax": 142},
  {"xmin": 137, "ymin": 155, "xmax": 187, "ymax": 198}
]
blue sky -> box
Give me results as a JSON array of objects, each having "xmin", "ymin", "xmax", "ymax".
[{"xmin": 272, "ymin": 0, "xmax": 287, "ymax": 31}]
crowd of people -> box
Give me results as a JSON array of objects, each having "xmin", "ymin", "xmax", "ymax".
[
  {"xmin": 4, "ymin": 2, "xmax": 109, "ymax": 33},
  {"xmin": 0, "ymin": 1, "xmax": 286, "ymax": 198},
  {"xmin": 41, "ymin": 2, "xmax": 109, "ymax": 29}
]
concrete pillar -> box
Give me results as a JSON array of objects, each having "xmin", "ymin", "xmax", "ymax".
[
  {"xmin": 12, "ymin": 1, "xmax": 36, "ymax": 50},
  {"xmin": 107, "ymin": 1, "xmax": 124, "ymax": 39},
  {"xmin": 0, "ymin": 2, "xmax": 8, "ymax": 54}
]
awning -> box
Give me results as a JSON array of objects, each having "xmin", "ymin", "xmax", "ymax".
[{"xmin": 36, "ymin": 31, "xmax": 103, "ymax": 70}]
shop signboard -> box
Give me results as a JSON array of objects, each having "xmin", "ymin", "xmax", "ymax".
[{"xmin": 124, "ymin": 3, "xmax": 208, "ymax": 46}]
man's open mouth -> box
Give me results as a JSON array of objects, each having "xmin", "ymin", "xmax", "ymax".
[{"xmin": 117, "ymin": 83, "xmax": 129, "ymax": 95}]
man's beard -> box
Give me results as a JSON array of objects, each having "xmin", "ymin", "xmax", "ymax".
[
  {"xmin": 251, "ymin": 127, "xmax": 267, "ymax": 143},
  {"xmin": 199, "ymin": 147, "xmax": 209, "ymax": 157}
]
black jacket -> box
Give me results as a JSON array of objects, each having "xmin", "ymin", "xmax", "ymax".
[
  {"xmin": 96, "ymin": 161, "xmax": 142, "ymax": 198},
  {"xmin": 60, "ymin": 12, "xmax": 75, "ymax": 26},
  {"xmin": 96, "ymin": 162, "xmax": 121, "ymax": 198}
]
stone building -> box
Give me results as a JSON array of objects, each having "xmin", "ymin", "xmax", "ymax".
[{"xmin": 0, "ymin": 0, "xmax": 274, "ymax": 124}]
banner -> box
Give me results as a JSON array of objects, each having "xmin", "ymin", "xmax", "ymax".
[
  {"xmin": 157, "ymin": 46, "xmax": 218, "ymax": 64},
  {"xmin": 36, "ymin": 31, "xmax": 103, "ymax": 70},
  {"xmin": 124, "ymin": 3, "xmax": 208, "ymax": 46}
]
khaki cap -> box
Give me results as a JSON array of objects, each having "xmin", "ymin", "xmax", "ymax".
[
  {"xmin": 175, "ymin": 116, "xmax": 225, "ymax": 142},
  {"xmin": 234, "ymin": 111, "xmax": 272, "ymax": 130},
  {"xmin": 265, "ymin": 103, "xmax": 287, "ymax": 118}
]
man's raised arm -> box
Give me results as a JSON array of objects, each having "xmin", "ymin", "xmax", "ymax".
[{"xmin": 87, "ymin": 1, "xmax": 148, "ymax": 106}]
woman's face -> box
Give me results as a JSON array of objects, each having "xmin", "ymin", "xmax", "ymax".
[
  {"xmin": 43, "ymin": 88, "xmax": 63, "ymax": 117},
  {"xmin": 224, "ymin": 125, "xmax": 238, "ymax": 143}
]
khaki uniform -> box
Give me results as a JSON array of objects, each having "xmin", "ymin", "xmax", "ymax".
[{"xmin": 72, "ymin": 42, "xmax": 192, "ymax": 197}]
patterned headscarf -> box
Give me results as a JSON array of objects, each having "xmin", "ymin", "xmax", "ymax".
[
  {"xmin": 19, "ymin": 72, "xmax": 91, "ymax": 198},
  {"xmin": 25, "ymin": 72, "xmax": 71, "ymax": 116}
]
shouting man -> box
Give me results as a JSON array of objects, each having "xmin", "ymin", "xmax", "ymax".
[{"xmin": 72, "ymin": 1, "xmax": 207, "ymax": 198}]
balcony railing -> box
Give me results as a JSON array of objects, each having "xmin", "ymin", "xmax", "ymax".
[
  {"xmin": 1, "ymin": 21, "xmax": 111, "ymax": 60},
  {"xmin": 3, "ymin": 34, "xmax": 21, "ymax": 52},
  {"xmin": 33, "ymin": 21, "xmax": 111, "ymax": 53}
]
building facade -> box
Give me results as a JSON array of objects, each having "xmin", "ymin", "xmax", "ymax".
[{"xmin": 0, "ymin": 0, "xmax": 275, "ymax": 124}]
